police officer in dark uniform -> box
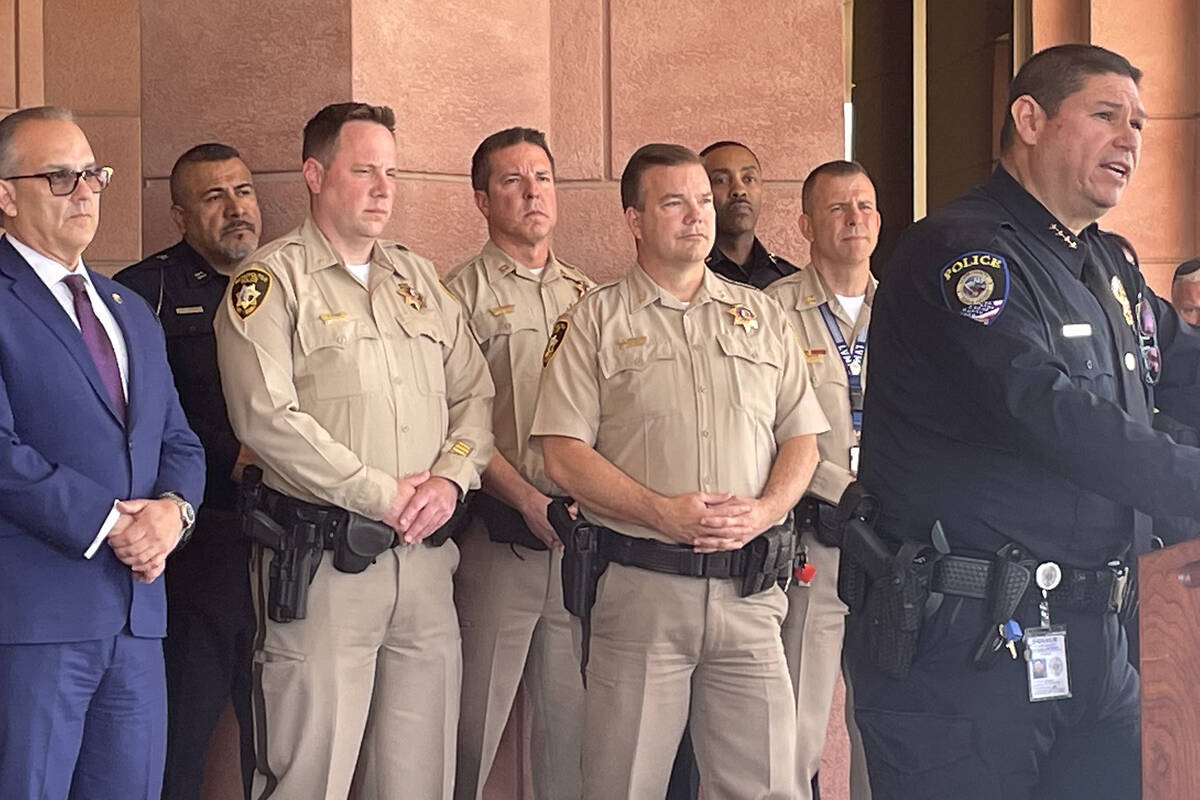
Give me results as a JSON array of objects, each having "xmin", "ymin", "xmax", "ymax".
[
  {"xmin": 848, "ymin": 44, "xmax": 1200, "ymax": 800},
  {"xmin": 116, "ymin": 142, "xmax": 261, "ymax": 800},
  {"xmin": 700, "ymin": 140, "xmax": 798, "ymax": 288}
]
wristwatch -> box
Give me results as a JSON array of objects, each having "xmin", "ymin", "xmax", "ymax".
[{"xmin": 160, "ymin": 491, "xmax": 197, "ymax": 548}]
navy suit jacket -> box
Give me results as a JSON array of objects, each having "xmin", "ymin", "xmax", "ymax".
[{"xmin": 0, "ymin": 237, "xmax": 205, "ymax": 644}]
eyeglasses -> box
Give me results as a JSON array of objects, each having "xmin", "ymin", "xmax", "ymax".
[
  {"xmin": 1, "ymin": 166, "xmax": 114, "ymax": 196},
  {"xmin": 1136, "ymin": 295, "xmax": 1160, "ymax": 386}
]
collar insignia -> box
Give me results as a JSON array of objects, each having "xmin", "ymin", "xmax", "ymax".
[{"xmin": 1049, "ymin": 223, "xmax": 1079, "ymax": 250}]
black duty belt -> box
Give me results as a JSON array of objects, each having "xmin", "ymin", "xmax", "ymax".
[
  {"xmin": 932, "ymin": 554, "xmax": 1129, "ymax": 614},
  {"xmin": 259, "ymin": 485, "xmax": 348, "ymax": 546},
  {"xmin": 595, "ymin": 525, "xmax": 792, "ymax": 579}
]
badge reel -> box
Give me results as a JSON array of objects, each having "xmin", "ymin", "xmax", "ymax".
[{"xmin": 1024, "ymin": 562, "xmax": 1072, "ymax": 702}]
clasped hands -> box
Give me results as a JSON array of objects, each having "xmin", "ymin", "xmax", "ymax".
[
  {"xmin": 382, "ymin": 471, "xmax": 459, "ymax": 545},
  {"xmin": 653, "ymin": 492, "xmax": 775, "ymax": 553},
  {"xmin": 106, "ymin": 498, "xmax": 184, "ymax": 584}
]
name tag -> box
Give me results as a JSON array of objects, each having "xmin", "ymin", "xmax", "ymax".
[
  {"xmin": 319, "ymin": 311, "xmax": 348, "ymax": 324},
  {"xmin": 619, "ymin": 336, "xmax": 647, "ymax": 349},
  {"xmin": 804, "ymin": 348, "xmax": 826, "ymax": 364},
  {"xmin": 1061, "ymin": 323, "xmax": 1092, "ymax": 338},
  {"xmin": 175, "ymin": 305, "xmax": 204, "ymax": 315},
  {"xmin": 1024, "ymin": 626, "xmax": 1072, "ymax": 702},
  {"xmin": 489, "ymin": 304, "xmax": 515, "ymax": 316}
]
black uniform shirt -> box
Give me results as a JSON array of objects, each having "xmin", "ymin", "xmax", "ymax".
[
  {"xmin": 116, "ymin": 241, "xmax": 240, "ymax": 512},
  {"xmin": 705, "ymin": 237, "xmax": 798, "ymax": 289},
  {"xmin": 861, "ymin": 166, "xmax": 1200, "ymax": 567}
]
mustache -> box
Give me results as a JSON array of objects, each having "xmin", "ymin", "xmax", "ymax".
[{"xmin": 221, "ymin": 220, "xmax": 257, "ymax": 236}]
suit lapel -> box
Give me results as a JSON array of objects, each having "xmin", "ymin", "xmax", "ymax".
[{"xmin": 0, "ymin": 240, "xmax": 126, "ymax": 426}]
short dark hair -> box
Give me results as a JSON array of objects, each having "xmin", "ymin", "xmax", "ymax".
[
  {"xmin": 470, "ymin": 127, "xmax": 555, "ymax": 191},
  {"xmin": 169, "ymin": 142, "xmax": 243, "ymax": 205},
  {"xmin": 0, "ymin": 106, "xmax": 76, "ymax": 177},
  {"xmin": 1000, "ymin": 44, "xmax": 1142, "ymax": 151},
  {"xmin": 1174, "ymin": 258, "xmax": 1200, "ymax": 282},
  {"xmin": 801, "ymin": 160, "xmax": 870, "ymax": 213},
  {"xmin": 698, "ymin": 140, "xmax": 760, "ymax": 166},
  {"xmin": 620, "ymin": 143, "xmax": 702, "ymax": 210},
  {"xmin": 302, "ymin": 102, "xmax": 395, "ymax": 166}
]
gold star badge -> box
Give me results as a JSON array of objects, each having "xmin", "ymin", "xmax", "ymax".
[
  {"xmin": 728, "ymin": 304, "xmax": 759, "ymax": 332},
  {"xmin": 397, "ymin": 282, "xmax": 425, "ymax": 311}
]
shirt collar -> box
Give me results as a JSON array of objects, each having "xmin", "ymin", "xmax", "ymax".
[
  {"xmin": 298, "ymin": 215, "xmax": 400, "ymax": 278},
  {"xmin": 705, "ymin": 237, "xmax": 775, "ymax": 275},
  {"xmin": 481, "ymin": 239, "xmax": 565, "ymax": 282},
  {"xmin": 4, "ymin": 233, "xmax": 91, "ymax": 292},
  {"xmin": 626, "ymin": 261, "xmax": 737, "ymax": 313},
  {"xmin": 987, "ymin": 166, "xmax": 1092, "ymax": 278}
]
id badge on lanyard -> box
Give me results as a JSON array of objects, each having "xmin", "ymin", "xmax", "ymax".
[{"xmin": 818, "ymin": 304, "xmax": 867, "ymax": 469}]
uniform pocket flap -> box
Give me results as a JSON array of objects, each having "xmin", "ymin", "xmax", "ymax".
[
  {"xmin": 716, "ymin": 331, "xmax": 783, "ymax": 369},
  {"xmin": 296, "ymin": 318, "xmax": 379, "ymax": 355}
]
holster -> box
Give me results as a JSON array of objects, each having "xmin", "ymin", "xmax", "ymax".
[
  {"xmin": 239, "ymin": 469, "xmax": 323, "ymax": 623},
  {"xmin": 331, "ymin": 513, "xmax": 395, "ymax": 573},
  {"xmin": 738, "ymin": 522, "xmax": 798, "ymax": 597},
  {"xmin": 969, "ymin": 543, "xmax": 1033, "ymax": 670},
  {"xmin": 862, "ymin": 540, "xmax": 941, "ymax": 680},
  {"xmin": 473, "ymin": 491, "xmax": 548, "ymax": 551},
  {"xmin": 548, "ymin": 500, "xmax": 608, "ymax": 618}
]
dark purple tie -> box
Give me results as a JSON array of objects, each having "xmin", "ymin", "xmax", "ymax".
[{"xmin": 63, "ymin": 274, "xmax": 126, "ymax": 422}]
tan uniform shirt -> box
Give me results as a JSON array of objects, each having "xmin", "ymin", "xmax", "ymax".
[
  {"xmin": 531, "ymin": 263, "xmax": 828, "ymax": 543},
  {"xmin": 214, "ymin": 216, "xmax": 494, "ymax": 520},
  {"xmin": 766, "ymin": 265, "xmax": 875, "ymax": 504},
  {"xmin": 444, "ymin": 240, "xmax": 593, "ymax": 495}
]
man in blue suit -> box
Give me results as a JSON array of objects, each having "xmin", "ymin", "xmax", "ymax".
[{"xmin": 0, "ymin": 106, "xmax": 206, "ymax": 800}]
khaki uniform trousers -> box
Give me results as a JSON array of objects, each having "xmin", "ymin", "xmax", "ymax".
[
  {"xmin": 782, "ymin": 530, "xmax": 871, "ymax": 800},
  {"xmin": 583, "ymin": 563, "xmax": 797, "ymax": 800},
  {"xmin": 249, "ymin": 540, "xmax": 461, "ymax": 800},
  {"xmin": 453, "ymin": 519, "xmax": 585, "ymax": 799}
]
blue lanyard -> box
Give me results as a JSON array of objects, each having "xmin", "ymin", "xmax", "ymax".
[{"xmin": 818, "ymin": 303, "xmax": 867, "ymax": 431}]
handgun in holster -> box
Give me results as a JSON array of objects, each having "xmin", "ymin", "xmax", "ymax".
[
  {"xmin": 548, "ymin": 499, "xmax": 608, "ymax": 619},
  {"xmin": 831, "ymin": 482, "xmax": 942, "ymax": 679},
  {"xmin": 238, "ymin": 466, "xmax": 324, "ymax": 623}
]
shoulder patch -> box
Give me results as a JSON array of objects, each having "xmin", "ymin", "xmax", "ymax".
[
  {"xmin": 230, "ymin": 267, "xmax": 272, "ymax": 319},
  {"xmin": 543, "ymin": 318, "xmax": 569, "ymax": 367},
  {"xmin": 939, "ymin": 251, "xmax": 1009, "ymax": 326}
]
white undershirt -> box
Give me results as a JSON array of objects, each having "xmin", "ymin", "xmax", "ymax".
[
  {"xmin": 528, "ymin": 266, "xmax": 544, "ymax": 278},
  {"xmin": 4, "ymin": 233, "xmax": 129, "ymax": 559},
  {"xmin": 836, "ymin": 293, "xmax": 866, "ymax": 321},
  {"xmin": 346, "ymin": 262, "xmax": 370, "ymax": 286}
]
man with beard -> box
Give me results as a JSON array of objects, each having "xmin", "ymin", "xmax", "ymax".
[
  {"xmin": 116, "ymin": 142, "xmax": 262, "ymax": 800},
  {"xmin": 700, "ymin": 141, "xmax": 798, "ymax": 289}
]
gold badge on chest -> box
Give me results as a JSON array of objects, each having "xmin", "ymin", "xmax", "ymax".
[
  {"xmin": 397, "ymin": 282, "xmax": 425, "ymax": 311},
  {"xmin": 728, "ymin": 303, "xmax": 759, "ymax": 332}
]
